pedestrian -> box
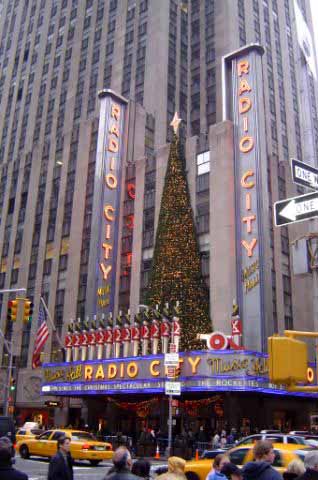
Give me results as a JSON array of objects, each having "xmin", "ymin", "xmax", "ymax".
[
  {"xmin": 103, "ymin": 446, "xmax": 140, "ymax": 480},
  {"xmin": 242, "ymin": 440, "xmax": 282, "ymax": 480},
  {"xmin": 48, "ymin": 436, "xmax": 73, "ymax": 480},
  {"xmin": 206, "ymin": 454, "xmax": 230, "ymax": 480},
  {"xmin": 131, "ymin": 459, "xmax": 151, "ymax": 480},
  {"xmin": 212, "ymin": 432, "xmax": 220, "ymax": 449},
  {"xmin": 0, "ymin": 440, "xmax": 28, "ymax": 480},
  {"xmin": 156, "ymin": 456, "xmax": 187, "ymax": 480},
  {"xmin": 221, "ymin": 463, "xmax": 242, "ymax": 480},
  {"xmin": 220, "ymin": 434, "xmax": 227, "ymax": 448},
  {"xmin": 283, "ymin": 459, "xmax": 306, "ymax": 480},
  {"xmin": 297, "ymin": 451, "xmax": 318, "ymax": 480}
]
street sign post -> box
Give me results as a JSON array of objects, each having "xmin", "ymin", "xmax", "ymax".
[
  {"xmin": 164, "ymin": 352, "xmax": 179, "ymax": 367},
  {"xmin": 291, "ymin": 158, "xmax": 318, "ymax": 190},
  {"xmin": 165, "ymin": 381, "xmax": 181, "ymax": 396},
  {"xmin": 274, "ymin": 191, "xmax": 318, "ymax": 227},
  {"xmin": 166, "ymin": 366, "xmax": 176, "ymax": 379}
]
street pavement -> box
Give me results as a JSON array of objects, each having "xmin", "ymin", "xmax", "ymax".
[
  {"xmin": 14, "ymin": 456, "xmax": 112, "ymax": 479},
  {"xmin": 14, "ymin": 456, "xmax": 167, "ymax": 480}
]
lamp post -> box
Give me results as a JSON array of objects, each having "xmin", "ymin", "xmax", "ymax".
[{"xmin": 0, "ymin": 329, "xmax": 13, "ymax": 416}]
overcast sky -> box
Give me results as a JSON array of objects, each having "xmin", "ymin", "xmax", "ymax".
[{"xmin": 310, "ymin": 0, "xmax": 318, "ymax": 63}]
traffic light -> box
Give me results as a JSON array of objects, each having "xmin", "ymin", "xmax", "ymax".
[
  {"xmin": 7, "ymin": 300, "xmax": 18, "ymax": 322},
  {"xmin": 23, "ymin": 299, "xmax": 33, "ymax": 324},
  {"xmin": 268, "ymin": 335, "xmax": 308, "ymax": 385},
  {"xmin": 10, "ymin": 378, "xmax": 16, "ymax": 392}
]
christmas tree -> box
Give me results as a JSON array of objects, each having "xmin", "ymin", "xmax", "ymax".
[{"xmin": 147, "ymin": 113, "xmax": 212, "ymax": 350}]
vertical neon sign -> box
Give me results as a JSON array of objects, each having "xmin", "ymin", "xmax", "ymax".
[
  {"xmin": 86, "ymin": 90, "xmax": 128, "ymax": 317},
  {"xmin": 223, "ymin": 45, "xmax": 272, "ymax": 352}
]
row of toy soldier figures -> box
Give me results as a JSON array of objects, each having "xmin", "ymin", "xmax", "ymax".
[{"xmin": 64, "ymin": 303, "xmax": 181, "ymax": 362}]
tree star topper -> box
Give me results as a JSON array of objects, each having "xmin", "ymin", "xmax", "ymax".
[{"xmin": 170, "ymin": 112, "xmax": 182, "ymax": 135}]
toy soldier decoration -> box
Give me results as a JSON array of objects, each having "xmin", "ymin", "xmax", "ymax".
[
  {"xmin": 151, "ymin": 306, "xmax": 160, "ymax": 355},
  {"xmin": 88, "ymin": 317, "xmax": 96, "ymax": 361},
  {"xmin": 161, "ymin": 304, "xmax": 171, "ymax": 354},
  {"xmin": 80, "ymin": 319, "xmax": 89, "ymax": 362},
  {"xmin": 172, "ymin": 302, "xmax": 181, "ymax": 352},
  {"xmin": 141, "ymin": 309, "xmax": 150, "ymax": 356},
  {"xmin": 104, "ymin": 313, "xmax": 113, "ymax": 359},
  {"xmin": 96, "ymin": 317, "xmax": 105, "ymax": 360},
  {"xmin": 122, "ymin": 310, "xmax": 131, "ymax": 357},
  {"xmin": 131, "ymin": 312, "xmax": 141, "ymax": 357},
  {"xmin": 72, "ymin": 319, "xmax": 81, "ymax": 361},
  {"xmin": 65, "ymin": 323, "xmax": 73, "ymax": 363},
  {"xmin": 113, "ymin": 312, "xmax": 122, "ymax": 358}
]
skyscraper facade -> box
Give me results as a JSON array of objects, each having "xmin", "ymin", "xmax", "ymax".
[{"xmin": 0, "ymin": 0, "xmax": 317, "ymax": 425}]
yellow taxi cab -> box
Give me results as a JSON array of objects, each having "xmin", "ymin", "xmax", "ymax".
[
  {"xmin": 184, "ymin": 443, "xmax": 312, "ymax": 480},
  {"xmin": 16, "ymin": 428, "xmax": 43, "ymax": 443},
  {"xmin": 17, "ymin": 429, "xmax": 113, "ymax": 466}
]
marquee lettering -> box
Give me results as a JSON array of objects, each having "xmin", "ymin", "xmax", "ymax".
[
  {"xmin": 239, "ymin": 136, "xmax": 254, "ymax": 153},
  {"xmin": 241, "ymin": 238, "xmax": 257, "ymax": 257},
  {"xmin": 111, "ymin": 104, "xmax": 120, "ymax": 120},
  {"xmin": 237, "ymin": 56, "xmax": 259, "ymax": 297},
  {"xmin": 105, "ymin": 173, "xmax": 118, "ymax": 189},
  {"xmin": 99, "ymin": 263, "xmax": 112, "ymax": 280},
  {"xmin": 242, "ymin": 215, "xmax": 256, "ymax": 233},
  {"xmin": 108, "ymin": 137, "xmax": 119, "ymax": 153},
  {"xmin": 239, "ymin": 97, "xmax": 252, "ymax": 114},
  {"xmin": 97, "ymin": 100, "xmax": 123, "ymax": 311},
  {"xmin": 109, "ymin": 124, "xmax": 119, "ymax": 137},
  {"xmin": 241, "ymin": 170, "xmax": 255, "ymax": 189},
  {"xmin": 237, "ymin": 60, "xmax": 249, "ymax": 76},
  {"xmin": 239, "ymin": 79, "xmax": 252, "ymax": 95},
  {"xmin": 104, "ymin": 205, "xmax": 115, "ymax": 221},
  {"xmin": 102, "ymin": 243, "xmax": 113, "ymax": 259}
]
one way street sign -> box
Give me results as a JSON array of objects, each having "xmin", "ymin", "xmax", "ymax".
[
  {"xmin": 274, "ymin": 191, "xmax": 318, "ymax": 226},
  {"xmin": 291, "ymin": 158, "xmax": 318, "ymax": 190}
]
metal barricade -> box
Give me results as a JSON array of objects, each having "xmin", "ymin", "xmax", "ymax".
[
  {"xmin": 102, "ymin": 435, "xmax": 133, "ymax": 450},
  {"xmin": 195, "ymin": 441, "xmax": 213, "ymax": 456}
]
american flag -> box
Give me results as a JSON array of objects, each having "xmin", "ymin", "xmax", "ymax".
[{"xmin": 32, "ymin": 303, "xmax": 50, "ymax": 369}]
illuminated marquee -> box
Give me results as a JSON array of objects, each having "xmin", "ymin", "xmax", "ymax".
[
  {"xmin": 41, "ymin": 350, "xmax": 318, "ymax": 397},
  {"xmin": 86, "ymin": 90, "xmax": 128, "ymax": 317},
  {"xmin": 237, "ymin": 59, "xmax": 259, "ymax": 291},
  {"xmin": 224, "ymin": 44, "xmax": 271, "ymax": 351}
]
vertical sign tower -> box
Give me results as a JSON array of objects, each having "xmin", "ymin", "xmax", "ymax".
[
  {"xmin": 86, "ymin": 90, "xmax": 128, "ymax": 318},
  {"xmin": 223, "ymin": 45, "xmax": 273, "ymax": 352}
]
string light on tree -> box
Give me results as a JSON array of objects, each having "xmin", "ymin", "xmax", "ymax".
[{"xmin": 146, "ymin": 112, "xmax": 212, "ymax": 350}]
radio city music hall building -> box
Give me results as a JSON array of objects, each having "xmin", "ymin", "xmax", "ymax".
[{"xmin": 0, "ymin": 1, "xmax": 317, "ymax": 431}]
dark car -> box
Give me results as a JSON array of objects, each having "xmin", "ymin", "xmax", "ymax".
[{"xmin": 0, "ymin": 416, "xmax": 16, "ymax": 445}]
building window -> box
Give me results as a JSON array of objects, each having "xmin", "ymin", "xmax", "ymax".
[
  {"xmin": 59, "ymin": 254, "xmax": 68, "ymax": 271},
  {"xmin": 197, "ymin": 151, "xmax": 210, "ymax": 175}
]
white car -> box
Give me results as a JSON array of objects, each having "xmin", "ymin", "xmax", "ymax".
[{"xmin": 236, "ymin": 434, "xmax": 307, "ymax": 446}]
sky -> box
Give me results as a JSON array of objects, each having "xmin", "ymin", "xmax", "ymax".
[{"xmin": 310, "ymin": 0, "xmax": 318, "ymax": 63}]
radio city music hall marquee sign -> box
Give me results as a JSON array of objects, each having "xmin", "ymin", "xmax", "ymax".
[
  {"xmin": 237, "ymin": 58, "xmax": 260, "ymax": 292},
  {"xmin": 86, "ymin": 90, "xmax": 128, "ymax": 316},
  {"xmin": 41, "ymin": 351, "xmax": 318, "ymax": 397},
  {"xmin": 224, "ymin": 44, "xmax": 269, "ymax": 351}
]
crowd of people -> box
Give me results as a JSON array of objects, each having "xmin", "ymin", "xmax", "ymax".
[{"xmin": 2, "ymin": 435, "xmax": 318, "ymax": 480}]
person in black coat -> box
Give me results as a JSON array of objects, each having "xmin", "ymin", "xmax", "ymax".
[
  {"xmin": 104, "ymin": 446, "xmax": 141, "ymax": 480},
  {"xmin": 242, "ymin": 441, "xmax": 282, "ymax": 480},
  {"xmin": 0, "ymin": 441, "xmax": 28, "ymax": 480},
  {"xmin": 48, "ymin": 436, "xmax": 73, "ymax": 480}
]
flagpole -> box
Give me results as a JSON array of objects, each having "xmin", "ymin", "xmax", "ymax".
[{"xmin": 40, "ymin": 297, "xmax": 65, "ymax": 351}]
